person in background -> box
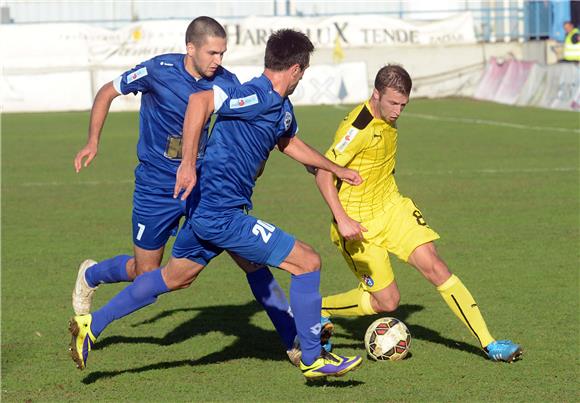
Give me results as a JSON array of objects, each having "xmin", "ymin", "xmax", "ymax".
[{"xmin": 562, "ymin": 21, "xmax": 580, "ymax": 62}]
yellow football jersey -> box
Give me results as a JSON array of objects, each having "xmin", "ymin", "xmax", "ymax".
[{"xmin": 325, "ymin": 100, "xmax": 399, "ymax": 222}]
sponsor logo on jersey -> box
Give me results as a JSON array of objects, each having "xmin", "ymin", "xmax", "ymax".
[
  {"xmin": 126, "ymin": 67, "xmax": 148, "ymax": 84},
  {"xmin": 362, "ymin": 274, "xmax": 374, "ymax": 287},
  {"xmin": 229, "ymin": 93, "xmax": 259, "ymax": 109},
  {"xmin": 284, "ymin": 111, "xmax": 292, "ymax": 131},
  {"xmin": 160, "ymin": 61, "xmax": 174, "ymax": 66},
  {"xmin": 335, "ymin": 127, "xmax": 359, "ymax": 152}
]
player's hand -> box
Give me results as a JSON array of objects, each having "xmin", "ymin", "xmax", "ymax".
[
  {"xmin": 337, "ymin": 216, "xmax": 368, "ymax": 241},
  {"xmin": 74, "ymin": 143, "xmax": 98, "ymax": 173},
  {"xmin": 174, "ymin": 163, "xmax": 197, "ymax": 201},
  {"xmin": 335, "ymin": 166, "xmax": 363, "ymax": 186}
]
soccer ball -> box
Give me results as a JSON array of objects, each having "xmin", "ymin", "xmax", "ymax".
[{"xmin": 364, "ymin": 317, "xmax": 411, "ymax": 361}]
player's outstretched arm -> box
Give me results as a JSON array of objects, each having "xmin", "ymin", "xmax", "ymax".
[
  {"xmin": 174, "ymin": 90, "xmax": 215, "ymax": 200},
  {"xmin": 74, "ymin": 82, "xmax": 120, "ymax": 173},
  {"xmin": 315, "ymin": 169, "xmax": 367, "ymax": 241},
  {"xmin": 277, "ymin": 135, "xmax": 363, "ymax": 185}
]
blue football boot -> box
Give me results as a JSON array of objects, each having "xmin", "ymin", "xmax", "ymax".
[{"xmin": 484, "ymin": 340, "xmax": 523, "ymax": 363}]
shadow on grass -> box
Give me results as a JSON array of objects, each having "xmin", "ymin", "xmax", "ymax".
[
  {"xmin": 305, "ymin": 379, "xmax": 366, "ymax": 388},
  {"xmin": 328, "ymin": 303, "xmax": 484, "ymax": 358},
  {"xmin": 84, "ymin": 301, "xmax": 297, "ymax": 384},
  {"xmin": 94, "ymin": 301, "xmax": 274, "ymax": 349},
  {"xmin": 82, "ymin": 302, "xmax": 481, "ymax": 384}
]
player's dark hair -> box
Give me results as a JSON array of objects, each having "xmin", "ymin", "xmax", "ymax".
[
  {"xmin": 185, "ymin": 16, "xmax": 226, "ymax": 46},
  {"xmin": 374, "ymin": 65, "xmax": 412, "ymax": 96},
  {"xmin": 264, "ymin": 29, "xmax": 314, "ymax": 71}
]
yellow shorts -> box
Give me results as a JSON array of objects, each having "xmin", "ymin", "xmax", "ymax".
[{"xmin": 330, "ymin": 193, "xmax": 439, "ymax": 292}]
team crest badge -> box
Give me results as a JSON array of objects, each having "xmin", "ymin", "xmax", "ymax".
[
  {"xmin": 362, "ymin": 274, "xmax": 374, "ymax": 287},
  {"xmin": 284, "ymin": 111, "xmax": 292, "ymax": 130}
]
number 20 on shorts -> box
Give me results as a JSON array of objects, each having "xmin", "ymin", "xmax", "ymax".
[{"xmin": 252, "ymin": 220, "xmax": 276, "ymax": 243}]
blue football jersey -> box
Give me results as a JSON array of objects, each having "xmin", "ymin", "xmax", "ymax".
[
  {"xmin": 196, "ymin": 74, "xmax": 298, "ymax": 211},
  {"xmin": 113, "ymin": 53, "xmax": 240, "ymax": 188}
]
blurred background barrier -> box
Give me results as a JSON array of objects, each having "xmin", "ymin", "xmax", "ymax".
[
  {"xmin": 475, "ymin": 57, "xmax": 579, "ymax": 110},
  {"xmin": 1, "ymin": 1, "xmax": 578, "ymax": 112}
]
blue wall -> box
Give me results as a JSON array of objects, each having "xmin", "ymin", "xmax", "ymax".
[{"xmin": 550, "ymin": 0, "xmax": 571, "ymax": 41}]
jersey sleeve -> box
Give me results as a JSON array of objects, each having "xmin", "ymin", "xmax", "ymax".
[
  {"xmin": 324, "ymin": 121, "xmax": 371, "ymax": 167},
  {"xmin": 212, "ymin": 83, "xmax": 268, "ymax": 120},
  {"xmin": 213, "ymin": 68, "xmax": 242, "ymax": 90},
  {"xmin": 112, "ymin": 59, "xmax": 153, "ymax": 95}
]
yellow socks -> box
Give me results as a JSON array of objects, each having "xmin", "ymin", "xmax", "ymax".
[
  {"xmin": 437, "ymin": 274, "xmax": 495, "ymax": 348},
  {"xmin": 322, "ymin": 285, "xmax": 377, "ymax": 317},
  {"xmin": 322, "ymin": 275, "xmax": 495, "ymax": 349}
]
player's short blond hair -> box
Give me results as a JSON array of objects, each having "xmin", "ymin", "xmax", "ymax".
[{"xmin": 374, "ymin": 65, "xmax": 412, "ymax": 96}]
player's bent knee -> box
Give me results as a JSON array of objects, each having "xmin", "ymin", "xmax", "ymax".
[
  {"xmin": 135, "ymin": 263, "xmax": 158, "ymax": 277},
  {"xmin": 293, "ymin": 240, "xmax": 321, "ymax": 272},
  {"xmin": 164, "ymin": 273, "xmax": 197, "ymax": 290},
  {"xmin": 372, "ymin": 286, "xmax": 401, "ymax": 312},
  {"xmin": 162, "ymin": 259, "xmax": 204, "ymax": 290},
  {"xmin": 302, "ymin": 250, "xmax": 321, "ymax": 272},
  {"xmin": 125, "ymin": 258, "xmax": 137, "ymax": 280},
  {"xmin": 375, "ymin": 295, "xmax": 400, "ymax": 312}
]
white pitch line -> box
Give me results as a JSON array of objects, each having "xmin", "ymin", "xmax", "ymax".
[
  {"xmin": 17, "ymin": 179, "xmax": 134, "ymax": 187},
  {"xmin": 9, "ymin": 167, "xmax": 578, "ymax": 187},
  {"xmin": 397, "ymin": 167, "xmax": 578, "ymax": 176},
  {"xmin": 405, "ymin": 112, "xmax": 580, "ymax": 134}
]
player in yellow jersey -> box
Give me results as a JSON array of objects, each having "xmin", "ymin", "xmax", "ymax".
[{"xmin": 314, "ymin": 65, "xmax": 523, "ymax": 362}]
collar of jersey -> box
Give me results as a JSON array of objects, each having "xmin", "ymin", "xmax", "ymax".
[
  {"xmin": 179, "ymin": 54, "xmax": 214, "ymax": 84},
  {"xmin": 259, "ymin": 74, "xmax": 284, "ymax": 101}
]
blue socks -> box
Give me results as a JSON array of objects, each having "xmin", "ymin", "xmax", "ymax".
[
  {"xmin": 85, "ymin": 255, "xmax": 132, "ymax": 287},
  {"xmin": 289, "ymin": 271, "xmax": 322, "ymax": 365},
  {"xmin": 90, "ymin": 269, "xmax": 169, "ymax": 337},
  {"xmin": 246, "ymin": 267, "xmax": 297, "ymax": 350}
]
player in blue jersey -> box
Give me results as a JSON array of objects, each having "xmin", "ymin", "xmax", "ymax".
[
  {"xmin": 69, "ymin": 29, "xmax": 363, "ymax": 380},
  {"xmin": 71, "ymin": 17, "xmax": 300, "ymax": 365}
]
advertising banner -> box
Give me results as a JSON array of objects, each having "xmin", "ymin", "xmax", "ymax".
[
  {"xmin": 475, "ymin": 57, "xmax": 580, "ymax": 111},
  {"xmin": 94, "ymin": 62, "xmax": 369, "ymax": 112}
]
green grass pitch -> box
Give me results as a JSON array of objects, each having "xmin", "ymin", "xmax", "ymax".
[{"xmin": 2, "ymin": 99, "xmax": 578, "ymax": 401}]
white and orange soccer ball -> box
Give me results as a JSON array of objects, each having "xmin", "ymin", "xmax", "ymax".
[{"xmin": 364, "ymin": 317, "xmax": 411, "ymax": 361}]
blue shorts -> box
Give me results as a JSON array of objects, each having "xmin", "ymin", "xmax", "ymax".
[
  {"xmin": 172, "ymin": 208, "xmax": 296, "ymax": 267},
  {"xmin": 132, "ymin": 182, "xmax": 189, "ymax": 250}
]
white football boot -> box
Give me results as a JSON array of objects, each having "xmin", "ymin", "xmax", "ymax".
[
  {"xmin": 72, "ymin": 259, "xmax": 98, "ymax": 315},
  {"xmin": 286, "ymin": 336, "xmax": 301, "ymax": 367}
]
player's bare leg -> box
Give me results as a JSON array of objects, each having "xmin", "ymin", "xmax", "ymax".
[
  {"xmin": 409, "ymin": 242, "xmax": 523, "ymax": 362},
  {"xmin": 161, "ymin": 257, "xmax": 205, "ymax": 290},
  {"xmin": 278, "ymin": 240, "xmax": 320, "ymax": 275},
  {"xmin": 407, "ymin": 242, "xmax": 451, "ymax": 286},
  {"xmin": 370, "ymin": 281, "xmax": 401, "ymax": 313},
  {"xmin": 130, "ymin": 244, "xmax": 165, "ymax": 278}
]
